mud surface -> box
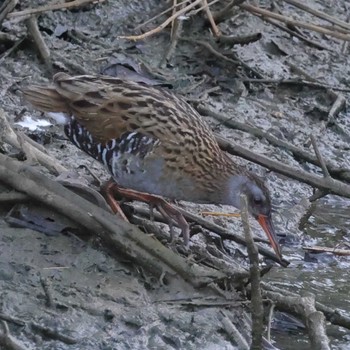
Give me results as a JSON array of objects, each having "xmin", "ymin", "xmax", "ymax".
[{"xmin": 1, "ymin": 0, "xmax": 350, "ymax": 348}]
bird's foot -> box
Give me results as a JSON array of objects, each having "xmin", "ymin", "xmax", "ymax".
[
  {"xmin": 103, "ymin": 181, "xmax": 190, "ymax": 246},
  {"xmin": 100, "ymin": 180, "xmax": 129, "ymax": 221}
]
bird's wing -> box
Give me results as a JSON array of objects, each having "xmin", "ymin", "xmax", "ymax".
[{"xmin": 23, "ymin": 73, "xmax": 227, "ymax": 174}]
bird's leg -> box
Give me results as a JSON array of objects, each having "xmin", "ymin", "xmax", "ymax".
[
  {"xmin": 155, "ymin": 204, "xmax": 177, "ymax": 242},
  {"xmin": 100, "ymin": 179, "xmax": 129, "ymax": 222},
  {"xmin": 108, "ymin": 184, "xmax": 190, "ymax": 246}
]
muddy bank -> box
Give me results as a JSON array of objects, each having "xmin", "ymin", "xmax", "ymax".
[{"xmin": 0, "ymin": 0, "xmax": 350, "ymax": 349}]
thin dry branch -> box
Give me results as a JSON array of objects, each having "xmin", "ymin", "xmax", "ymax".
[
  {"xmin": 0, "ymin": 0, "xmax": 17, "ymax": 25},
  {"xmin": 211, "ymin": 0, "xmax": 246, "ymax": 24},
  {"xmin": 303, "ymin": 246, "xmax": 350, "ymax": 256},
  {"xmin": 0, "ymin": 320, "xmax": 27, "ymax": 350},
  {"xmin": 240, "ymin": 3, "xmax": 350, "ymax": 41},
  {"xmin": 7, "ymin": 0, "xmax": 105, "ymax": 19},
  {"xmin": 134, "ymin": 0, "xmax": 191, "ymax": 31},
  {"xmin": 180, "ymin": 37, "xmax": 239, "ymax": 64},
  {"xmin": 220, "ymin": 311, "xmax": 250, "ymax": 349},
  {"xmin": 26, "ymin": 16, "xmax": 52, "ymax": 72},
  {"xmin": 310, "ymin": 135, "xmax": 330, "ymax": 178},
  {"xmin": 260, "ymin": 16, "xmax": 330, "ymax": 50},
  {"xmin": 282, "ymin": 0, "xmax": 350, "ymax": 31},
  {"xmin": 0, "ymin": 108, "xmax": 66, "ymax": 175},
  {"xmin": 201, "ymin": 0, "xmax": 221, "ymax": 36},
  {"xmin": 119, "ymin": 0, "xmax": 203, "ymax": 40},
  {"xmin": 159, "ymin": 0, "xmax": 184, "ymax": 67},
  {"xmin": 241, "ymin": 78, "xmax": 350, "ymax": 93}
]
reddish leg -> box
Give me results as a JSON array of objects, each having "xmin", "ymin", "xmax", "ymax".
[
  {"xmin": 101, "ymin": 179, "xmax": 190, "ymax": 246},
  {"xmin": 100, "ymin": 180, "xmax": 129, "ymax": 222}
]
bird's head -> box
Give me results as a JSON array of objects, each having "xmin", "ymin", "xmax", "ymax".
[{"xmin": 226, "ymin": 173, "xmax": 282, "ymax": 261}]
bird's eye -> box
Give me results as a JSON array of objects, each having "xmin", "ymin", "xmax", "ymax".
[{"xmin": 253, "ymin": 197, "xmax": 262, "ymax": 205}]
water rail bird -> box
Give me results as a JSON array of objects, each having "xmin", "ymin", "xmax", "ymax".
[{"xmin": 23, "ymin": 72, "xmax": 282, "ymax": 260}]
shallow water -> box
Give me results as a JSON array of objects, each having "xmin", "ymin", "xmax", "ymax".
[{"xmin": 268, "ymin": 196, "xmax": 350, "ymax": 348}]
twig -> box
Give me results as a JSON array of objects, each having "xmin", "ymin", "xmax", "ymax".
[
  {"xmin": 303, "ymin": 246, "xmax": 350, "ymax": 256},
  {"xmin": 134, "ymin": 0, "xmax": 191, "ymax": 31},
  {"xmin": 211, "ymin": 0, "xmax": 246, "ymax": 24},
  {"xmin": 0, "ymin": 314, "xmax": 25, "ymax": 327},
  {"xmin": 341, "ymin": 13, "xmax": 350, "ymax": 54},
  {"xmin": 217, "ymin": 33, "xmax": 262, "ymax": 46},
  {"xmin": 202, "ymin": 0, "xmax": 221, "ymax": 36},
  {"xmin": 0, "ymin": 0, "xmax": 17, "ymax": 25},
  {"xmin": 0, "ymin": 108, "xmax": 66, "ymax": 175},
  {"xmin": 241, "ymin": 78, "xmax": 350, "ymax": 93},
  {"xmin": 282, "ymin": 0, "xmax": 350, "ymax": 32},
  {"xmin": 188, "ymin": 0, "xmax": 221, "ymax": 16},
  {"xmin": 261, "ymin": 17, "xmax": 330, "ymax": 50},
  {"xmin": 266, "ymin": 301, "xmax": 275, "ymax": 342},
  {"xmin": 0, "ymin": 191, "xmax": 29, "ymax": 203},
  {"xmin": 25, "ymin": 16, "xmax": 52, "ymax": 72},
  {"xmin": 327, "ymin": 92, "xmax": 346, "ymax": 125},
  {"xmin": 170, "ymin": 0, "xmax": 180, "ymax": 39},
  {"xmin": 159, "ymin": 0, "xmax": 184, "ymax": 68},
  {"xmin": 7, "ymin": 0, "xmax": 105, "ymax": 19},
  {"xmin": 310, "ymin": 135, "xmax": 330, "ymax": 178},
  {"xmin": 241, "ymin": 194, "xmax": 263, "ymax": 349},
  {"xmin": 119, "ymin": 0, "xmax": 203, "ymax": 40},
  {"xmin": 240, "ymin": 3, "xmax": 350, "ymax": 41},
  {"xmin": 129, "ymin": 201, "xmax": 286, "ymax": 266},
  {"xmin": 40, "ymin": 276, "xmax": 55, "ymax": 307},
  {"xmin": 0, "ymin": 321, "xmax": 27, "ymax": 350},
  {"xmin": 308, "ymin": 189, "xmax": 329, "ymax": 202},
  {"xmin": 0, "ymin": 37, "xmax": 26, "ymax": 64},
  {"xmin": 180, "ymin": 37, "xmax": 239, "ymax": 64},
  {"xmin": 31, "ymin": 322, "xmax": 78, "ymax": 345},
  {"xmin": 220, "ymin": 311, "xmax": 249, "ymax": 349}
]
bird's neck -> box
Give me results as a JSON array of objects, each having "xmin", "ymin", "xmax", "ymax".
[
  {"xmin": 201, "ymin": 154, "xmax": 252, "ymax": 206},
  {"xmin": 219, "ymin": 174, "xmax": 250, "ymax": 207}
]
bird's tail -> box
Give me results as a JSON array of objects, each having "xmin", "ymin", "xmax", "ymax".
[{"xmin": 22, "ymin": 85, "xmax": 69, "ymax": 113}]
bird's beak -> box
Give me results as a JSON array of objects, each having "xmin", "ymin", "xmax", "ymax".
[{"xmin": 257, "ymin": 214, "xmax": 282, "ymax": 261}]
